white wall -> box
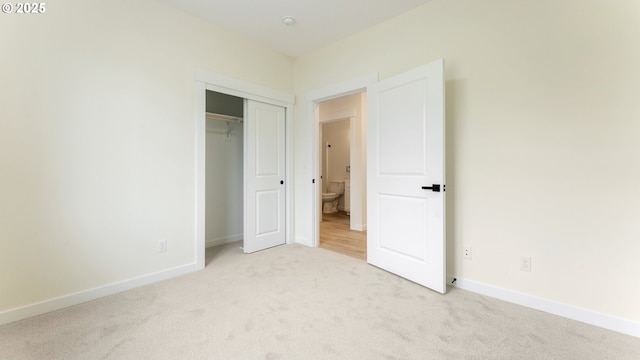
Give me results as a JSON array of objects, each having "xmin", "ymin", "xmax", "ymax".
[
  {"xmin": 0, "ymin": 0, "xmax": 293, "ymax": 315},
  {"xmin": 205, "ymin": 121, "xmax": 243, "ymax": 247},
  {"xmin": 321, "ymin": 120, "xmax": 350, "ymax": 193},
  {"xmin": 293, "ymin": 0, "xmax": 640, "ymax": 324}
]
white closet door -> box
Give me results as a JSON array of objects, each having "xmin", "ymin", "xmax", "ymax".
[{"xmin": 244, "ymin": 100, "xmax": 286, "ymax": 253}]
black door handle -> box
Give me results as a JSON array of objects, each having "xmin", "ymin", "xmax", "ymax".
[
  {"xmin": 280, "ymin": 180, "xmax": 284, "ymax": 185},
  {"xmin": 422, "ymin": 184, "xmax": 441, "ymax": 192}
]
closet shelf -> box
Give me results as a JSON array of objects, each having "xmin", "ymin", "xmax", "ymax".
[{"xmin": 206, "ymin": 112, "xmax": 243, "ymax": 123}]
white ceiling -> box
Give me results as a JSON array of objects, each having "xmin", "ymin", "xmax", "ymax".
[{"xmin": 160, "ymin": 0, "xmax": 431, "ymax": 58}]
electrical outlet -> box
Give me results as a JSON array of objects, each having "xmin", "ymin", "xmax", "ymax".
[
  {"xmin": 520, "ymin": 256, "xmax": 531, "ymax": 272},
  {"xmin": 158, "ymin": 239, "xmax": 167, "ymax": 253},
  {"xmin": 463, "ymin": 246, "xmax": 472, "ymax": 260}
]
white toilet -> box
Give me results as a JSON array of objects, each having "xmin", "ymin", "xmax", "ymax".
[{"xmin": 322, "ymin": 180, "xmax": 345, "ymax": 213}]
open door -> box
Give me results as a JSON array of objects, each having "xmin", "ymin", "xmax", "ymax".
[
  {"xmin": 244, "ymin": 100, "xmax": 286, "ymax": 253},
  {"xmin": 366, "ymin": 59, "xmax": 446, "ymax": 293}
]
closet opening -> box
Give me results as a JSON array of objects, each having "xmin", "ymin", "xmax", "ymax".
[
  {"xmin": 195, "ymin": 70, "xmax": 294, "ymax": 269},
  {"xmin": 205, "ymin": 90, "xmax": 244, "ymax": 249}
]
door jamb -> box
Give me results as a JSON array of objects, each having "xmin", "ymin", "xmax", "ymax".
[{"xmin": 195, "ymin": 70, "xmax": 294, "ymax": 269}]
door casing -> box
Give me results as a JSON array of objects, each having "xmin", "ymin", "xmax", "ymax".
[{"xmin": 306, "ymin": 74, "xmax": 378, "ymax": 248}]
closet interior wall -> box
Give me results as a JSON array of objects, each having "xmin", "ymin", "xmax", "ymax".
[{"xmin": 205, "ymin": 90, "xmax": 244, "ymax": 248}]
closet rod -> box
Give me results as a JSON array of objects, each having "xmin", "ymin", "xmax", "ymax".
[{"xmin": 206, "ymin": 112, "xmax": 243, "ymax": 123}]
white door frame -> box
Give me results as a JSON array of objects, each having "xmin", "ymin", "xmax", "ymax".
[
  {"xmin": 306, "ymin": 74, "xmax": 378, "ymax": 247},
  {"xmin": 195, "ymin": 70, "xmax": 295, "ymax": 269}
]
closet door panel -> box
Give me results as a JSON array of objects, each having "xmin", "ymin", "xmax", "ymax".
[{"xmin": 244, "ymin": 100, "xmax": 286, "ymax": 253}]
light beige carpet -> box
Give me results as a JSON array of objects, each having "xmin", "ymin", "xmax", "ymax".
[{"xmin": 1, "ymin": 242, "xmax": 639, "ymax": 360}]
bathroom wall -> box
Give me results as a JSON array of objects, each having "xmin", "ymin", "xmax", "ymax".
[{"xmin": 321, "ymin": 120, "xmax": 350, "ymax": 194}]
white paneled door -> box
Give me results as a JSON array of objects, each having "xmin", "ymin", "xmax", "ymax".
[
  {"xmin": 367, "ymin": 59, "xmax": 446, "ymax": 293},
  {"xmin": 244, "ymin": 100, "xmax": 286, "ymax": 253}
]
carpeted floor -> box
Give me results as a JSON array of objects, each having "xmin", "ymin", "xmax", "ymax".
[{"xmin": 1, "ymin": 242, "xmax": 639, "ymax": 359}]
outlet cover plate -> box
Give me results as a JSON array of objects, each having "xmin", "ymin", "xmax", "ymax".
[
  {"xmin": 158, "ymin": 239, "xmax": 167, "ymax": 253},
  {"xmin": 463, "ymin": 246, "xmax": 472, "ymax": 260}
]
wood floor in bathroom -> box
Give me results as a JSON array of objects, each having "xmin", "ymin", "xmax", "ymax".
[{"xmin": 319, "ymin": 211, "xmax": 367, "ymax": 261}]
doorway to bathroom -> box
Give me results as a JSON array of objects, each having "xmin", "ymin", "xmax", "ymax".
[{"xmin": 317, "ymin": 93, "xmax": 367, "ymax": 260}]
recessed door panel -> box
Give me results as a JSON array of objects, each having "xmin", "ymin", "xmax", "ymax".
[
  {"xmin": 255, "ymin": 108, "xmax": 281, "ymax": 177},
  {"xmin": 378, "ymin": 194, "xmax": 427, "ymax": 261},
  {"xmin": 378, "ymin": 80, "xmax": 427, "ymax": 176},
  {"xmin": 256, "ymin": 190, "xmax": 280, "ymax": 236}
]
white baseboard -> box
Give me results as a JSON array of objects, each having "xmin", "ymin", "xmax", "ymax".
[
  {"xmin": 351, "ymin": 224, "xmax": 367, "ymax": 231},
  {"xmin": 205, "ymin": 234, "xmax": 243, "ymax": 248},
  {"xmin": 0, "ymin": 263, "xmax": 198, "ymax": 327},
  {"xmin": 295, "ymin": 236, "xmax": 312, "ymax": 247},
  {"xmin": 447, "ymin": 276, "xmax": 640, "ymax": 339}
]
